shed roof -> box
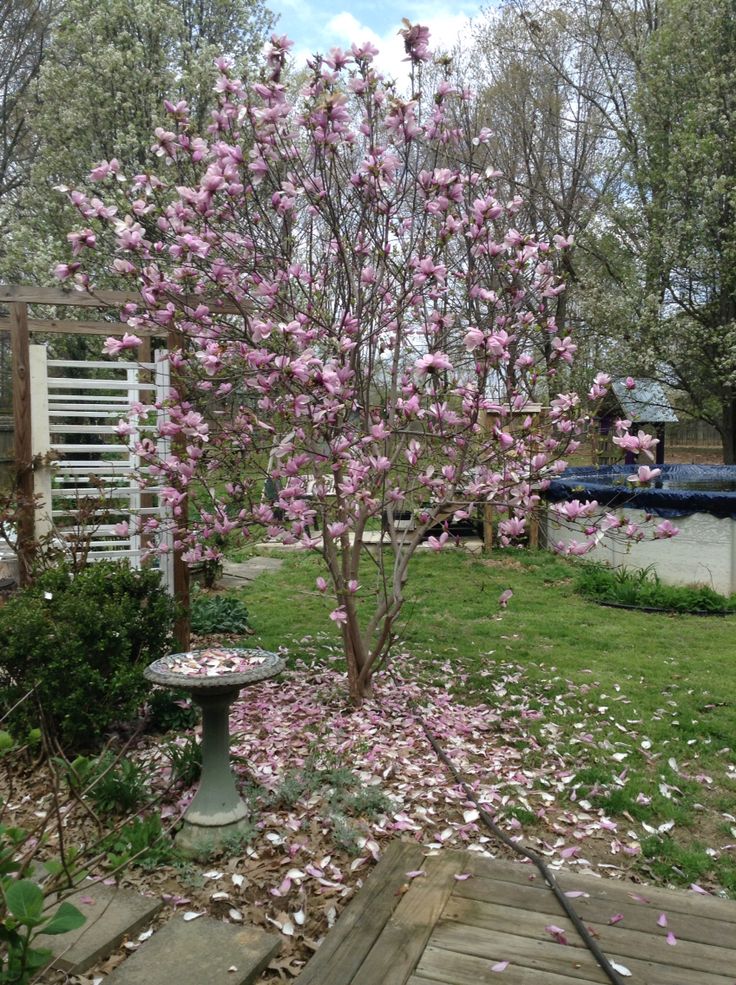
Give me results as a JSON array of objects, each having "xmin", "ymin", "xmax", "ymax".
[{"xmin": 611, "ymin": 378, "xmax": 678, "ymax": 423}]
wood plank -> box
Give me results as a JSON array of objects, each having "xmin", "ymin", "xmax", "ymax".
[
  {"xmin": 0, "ymin": 284, "xmax": 240, "ymax": 313},
  {"xmin": 428, "ymin": 925, "xmax": 606, "ymax": 984},
  {"xmin": 431, "ymin": 921, "xmax": 736, "ymax": 985},
  {"xmin": 454, "ymin": 873, "xmax": 735, "ymax": 950},
  {"xmin": 296, "ymin": 840, "xmax": 426, "ymax": 985},
  {"xmin": 444, "ymin": 894, "xmax": 736, "ymax": 978},
  {"xmin": 0, "ymin": 317, "xmax": 163, "ymax": 337},
  {"xmin": 415, "ymin": 946, "xmax": 606, "ymax": 985},
  {"xmin": 466, "ymin": 857, "xmax": 736, "ymax": 924},
  {"xmin": 351, "ymin": 851, "xmax": 465, "ymax": 985}
]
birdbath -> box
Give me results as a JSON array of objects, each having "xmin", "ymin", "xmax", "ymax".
[{"xmin": 144, "ymin": 647, "xmax": 284, "ymax": 856}]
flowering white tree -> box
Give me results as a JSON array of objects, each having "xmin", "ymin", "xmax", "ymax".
[{"xmin": 57, "ymin": 26, "xmax": 666, "ymax": 701}]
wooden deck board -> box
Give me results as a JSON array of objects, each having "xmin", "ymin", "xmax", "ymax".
[
  {"xmin": 443, "ymin": 895, "xmax": 736, "ymax": 978},
  {"xmin": 467, "ymin": 855, "xmax": 736, "ymax": 923},
  {"xmin": 295, "ymin": 846, "xmax": 736, "ymax": 985},
  {"xmin": 350, "ymin": 851, "xmax": 465, "ymax": 985},
  {"xmin": 454, "ymin": 873, "xmax": 736, "ymax": 950},
  {"xmin": 415, "ymin": 946, "xmax": 607, "ymax": 985},
  {"xmin": 295, "ymin": 840, "xmax": 425, "ymax": 985}
]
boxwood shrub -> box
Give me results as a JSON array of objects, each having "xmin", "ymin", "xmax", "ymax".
[{"xmin": 0, "ymin": 562, "xmax": 176, "ymax": 751}]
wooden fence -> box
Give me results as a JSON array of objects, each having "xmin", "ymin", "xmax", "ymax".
[{"xmin": 667, "ymin": 420, "xmax": 722, "ymax": 448}]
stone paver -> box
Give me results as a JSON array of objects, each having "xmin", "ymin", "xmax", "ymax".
[
  {"xmin": 41, "ymin": 885, "xmax": 162, "ymax": 974},
  {"xmin": 105, "ymin": 915, "xmax": 280, "ymax": 985}
]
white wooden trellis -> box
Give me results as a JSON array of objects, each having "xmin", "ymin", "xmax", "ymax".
[{"xmin": 29, "ymin": 344, "xmax": 175, "ymax": 594}]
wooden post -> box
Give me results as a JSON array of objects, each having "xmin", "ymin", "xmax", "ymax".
[
  {"xmin": 11, "ymin": 303, "xmax": 34, "ymax": 583},
  {"xmin": 168, "ymin": 331, "xmax": 190, "ymax": 651},
  {"xmin": 483, "ymin": 503, "xmax": 494, "ymax": 554},
  {"xmin": 29, "ymin": 346, "xmax": 53, "ymax": 539}
]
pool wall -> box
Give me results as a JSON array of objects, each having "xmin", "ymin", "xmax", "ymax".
[{"xmin": 545, "ymin": 466, "xmax": 736, "ymax": 595}]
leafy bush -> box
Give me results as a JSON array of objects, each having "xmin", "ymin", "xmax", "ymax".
[
  {"xmin": 0, "ymin": 562, "xmax": 176, "ymax": 751},
  {"xmin": 66, "ymin": 753, "xmax": 149, "ymax": 815},
  {"xmin": 575, "ymin": 563, "xmax": 736, "ymax": 614},
  {"xmin": 101, "ymin": 815, "xmax": 177, "ymax": 871},
  {"xmin": 0, "ymin": 821, "xmax": 85, "ymax": 985},
  {"xmin": 146, "ymin": 688, "xmax": 197, "ymax": 733},
  {"xmin": 190, "ymin": 592, "xmax": 250, "ymax": 635}
]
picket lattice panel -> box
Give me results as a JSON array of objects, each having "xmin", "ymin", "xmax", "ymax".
[{"xmin": 33, "ymin": 348, "xmax": 174, "ymax": 593}]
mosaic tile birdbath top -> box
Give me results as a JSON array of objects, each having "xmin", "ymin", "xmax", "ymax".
[{"xmin": 145, "ymin": 647, "xmax": 284, "ymax": 854}]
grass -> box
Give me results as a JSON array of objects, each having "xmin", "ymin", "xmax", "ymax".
[{"xmin": 223, "ymin": 545, "xmax": 736, "ymax": 894}]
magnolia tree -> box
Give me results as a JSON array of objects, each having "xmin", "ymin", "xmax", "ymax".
[{"xmin": 57, "ymin": 26, "xmax": 673, "ymax": 701}]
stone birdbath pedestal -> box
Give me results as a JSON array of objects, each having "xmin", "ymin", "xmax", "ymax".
[{"xmin": 144, "ymin": 647, "xmax": 284, "ymax": 855}]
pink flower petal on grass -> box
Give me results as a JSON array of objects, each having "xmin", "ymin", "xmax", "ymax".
[
  {"xmin": 405, "ymin": 870, "xmax": 426, "ymax": 879},
  {"xmin": 608, "ymin": 914, "xmax": 624, "ymax": 925},
  {"xmin": 627, "ymin": 892, "xmax": 650, "ymax": 904},
  {"xmin": 454, "ymin": 873, "xmax": 472, "ymax": 881},
  {"xmin": 491, "ymin": 961, "xmax": 509, "ymax": 972},
  {"xmin": 657, "ymin": 913, "xmax": 667, "ymax": 927},
  {"xmin": 666, "ymin": 931, "xmax": 677, "ymax": 946}
]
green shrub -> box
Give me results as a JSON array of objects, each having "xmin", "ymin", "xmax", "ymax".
[
  {"xmin": 0, "ymin": 820, "xmax": 86, "ymax": 985},
  {"xmin": 190, "ymin": 592, "xmax": 249, "ymax": 635},
  {"xmin": 66, "ymin": 752, "xmax": 149, "ymax": 815},
  {"xmin": 146, "ymin": 687, "xmax": 198, "ymax": 733},
  {"xmin": 575, "ymin": 563, "xmax": 736, "ymax": 614},
  {"xmin": 101, "ymin": 815, "xmax": 178, "ymax": 871},
  {"xmin": 0, "ymin": 562, "xmax": 176, "ymax": 752}
]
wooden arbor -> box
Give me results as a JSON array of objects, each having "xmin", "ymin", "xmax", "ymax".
[{"xmin": 0, "ymin": 284, "xmax": 238, "ymax": 646}]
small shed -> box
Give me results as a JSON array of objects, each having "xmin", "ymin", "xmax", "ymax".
[{"xmin": 598, "ymin": 378, "xmax": 678, "ymax": 465}]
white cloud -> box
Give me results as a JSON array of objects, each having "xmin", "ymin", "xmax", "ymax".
[{"xmin": 283, "ymin": 2, "xmax": 483, "ymax": 89}]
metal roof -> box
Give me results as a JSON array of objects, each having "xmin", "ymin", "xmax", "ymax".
[{"xmin": 611, "ymin": 378, "xmax": 679, "ymax": 423}]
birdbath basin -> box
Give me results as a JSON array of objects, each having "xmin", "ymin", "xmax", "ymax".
[{"xmin": 144, "ymin": 647, "xmax": 284, "ymax": 855}]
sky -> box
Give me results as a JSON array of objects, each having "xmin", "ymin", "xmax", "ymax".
[{"xmin": 267, "ymin": 1, "xmax": 490, "ymax": 84}]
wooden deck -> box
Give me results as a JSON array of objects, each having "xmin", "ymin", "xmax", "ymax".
[{"xmin": 296, "ymin": 842, "xmax": 736, "ymax": 985}]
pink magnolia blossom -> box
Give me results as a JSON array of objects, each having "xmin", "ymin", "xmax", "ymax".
[
  {"xmin": 627, "ymin": 465, "xmax": 662, "ymax": 484},
  {"xmin": 102, "ymin": 333, "xmax": 143, "ymax": 356},
  {"xmin": 654, "ymin": 519, "xmax": 679, "ymax": 539}
]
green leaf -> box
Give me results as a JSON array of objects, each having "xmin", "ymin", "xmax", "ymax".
[
  {"xmin": 0, "ymin": 732, "xmax": 13, "ymax": 753},
  {"xmin": 22, "ymin": 945, "xmax": 53, "ymax": 969},
  {"xmin": 41, "ymin": 901, "xmax": 86, "ymax": 936},
  {"xmin": 5, "ymin": 880, "xmax": 44, "ymax": 924}
]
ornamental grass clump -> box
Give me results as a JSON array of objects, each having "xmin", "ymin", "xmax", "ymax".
[{"xmin": 59, "ymin": 24, "xmax": 673, "ymax": 700}]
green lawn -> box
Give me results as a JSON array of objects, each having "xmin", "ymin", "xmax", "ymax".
[{"xmin": 226, "ymin": 546, "xmax": 736, "ymax": 894}]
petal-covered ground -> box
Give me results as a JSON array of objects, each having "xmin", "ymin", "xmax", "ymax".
[{"xmin": 134, "ymin": 647, "xmax": 731, "ymax": 980}]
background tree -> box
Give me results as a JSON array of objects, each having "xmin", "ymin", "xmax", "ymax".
[
  {"xmin": 497, "ymin": 0, "xmax": 736, "ymax": 461},
  {"xmin": 0, "ymin": 0, "xmax": 55, "ymax": 216},
  {"xmin": 0, "ymin": 0, "xmax": 274, "ymax": 287}
]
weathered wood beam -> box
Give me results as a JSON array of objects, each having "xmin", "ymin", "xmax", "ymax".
[
  {"xmin": 0, "ymin": 317, "xmax": 163, "ymax": 337},
  {"xmin": 0, "ymin": 284, "xmax": 240, "ymax": 314}
]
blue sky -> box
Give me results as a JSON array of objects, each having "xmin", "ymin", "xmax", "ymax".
[{"xmin": 267, "ymin": 1, "xmax": 489, "ymax": 83}]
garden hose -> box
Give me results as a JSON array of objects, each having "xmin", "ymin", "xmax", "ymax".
[{"xmin": 384, "ymin": 669, "xmax": 626, "ymax": 985}]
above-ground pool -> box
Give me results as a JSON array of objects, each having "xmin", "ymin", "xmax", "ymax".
[{"xmin": 545, "ymin": 465, "xmax": 736, "ymax": 595}]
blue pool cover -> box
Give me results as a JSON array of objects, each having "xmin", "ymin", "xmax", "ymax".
[{"xmin": 545, "ymin": 465, "xmax": 736, "ymax": 519}]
